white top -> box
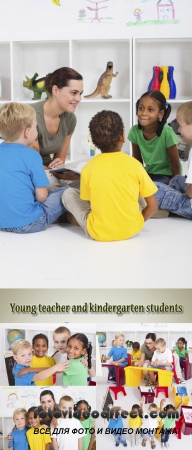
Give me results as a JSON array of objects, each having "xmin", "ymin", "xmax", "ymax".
[
  {"xmin": 152, "ymin": 348, "xmax": 172, "ymax": 364},
  {"xmin": 51, "ymin": 417, "xmax": 84, "ymax": 450},
  {"xmin": 142, "ymin": 410, "xmax": 160, "ymax": 429},
  {"xmin": 53, "ymin": 352, "xmax": 67, "ymax": 386}
]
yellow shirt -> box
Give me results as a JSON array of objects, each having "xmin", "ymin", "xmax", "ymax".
[
  {"xmin": 130, "ymin": 349, "xmax": 141, "ymax": 361},
  {"xmin": 80, "ymin": 152, "xmax": 157, "ymax": 241},
  {"xmin": 128, "ymin": 414, "xmax": 142, "ymax": 429},
  {"xmin": 26, "ymin": 426, "xmax": 51, "ymax": 450},
  {"xmin": 30, "ymin": 355, "xmax": 55, "ymax": 386}
]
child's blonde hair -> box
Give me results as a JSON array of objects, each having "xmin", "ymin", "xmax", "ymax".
[
  {"xmin": 155, "ymin": 338, "xmax": 166, "ymax": 347},
  {"xmin": 59, "ymin": 395, "xmax": 74, "ymax": 405},
  {"xmin": 11, "ymin": 339, "xmax": 32, "ymax": 355},
  {"xmin": 177, "ymin": 101, "xmax": 192, "ymax": 125},
  {"xmin": 13, "ymin": 407, "xmax": 27, "ymax": 420},
  {"xmin": 115, "ymin": 333, "xmax": 125, "ymax": 339},
  {"xmin": 0, "ymin": 102, "xmax": 36, "ymax": 141},
  {"xmin": 53, "ymin": 326, "xmax": 71, "ymax": 337}
]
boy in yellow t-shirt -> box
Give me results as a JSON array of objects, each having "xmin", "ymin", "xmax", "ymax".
[
  {"xmin": 27, "ymin": 407, "xmax": 51, "ymax": 450},
  {"xmin": 62, "ymin": 110, "xmax": 158, "ymax": 242},
  {"xmin": 130, "ymin": 342, "xmax": 141, "ymax": 366}
]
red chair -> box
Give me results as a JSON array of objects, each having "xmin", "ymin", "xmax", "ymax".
[
  {"xmin": 109, "ymin": 386, "xmax": 127, "ymax": 400},
  {"xmin": 172, "ymin": 415, "xmax": 185, "ymax": 439},
  {"xmin": 180, "ymin": 359, "xmax": 192, "ymax": 380},
  {"xmin": 102, "ymin": 353, "xmax": 131, "ymax": 386},
  {"xmin": 155, "ymin": 386, "xmax": 169, "ymax": 398}
]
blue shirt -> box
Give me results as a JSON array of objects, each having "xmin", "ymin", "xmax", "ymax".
[
  {"xmin": 108, "ymin": 346, "xmax": 127, "ymax": 365},
  {"xmin": 8, "ymin": 427, "xmax": 30, "ymax": 450},
  {"xmin": 108, "ymin": 416, "xmax": 124, "ymax": 430},
  {"xmin": 13, "ymin": 364, "xmax": 35, "ymax": 386},
  {"xmin": 0, "ymin": 142, "xmax": 49, "ymax": 227}
]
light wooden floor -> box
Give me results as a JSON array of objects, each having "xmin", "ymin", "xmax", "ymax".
[{"xmin": 0, "ymin": 215, "xmax": 192, "ymax": 288}]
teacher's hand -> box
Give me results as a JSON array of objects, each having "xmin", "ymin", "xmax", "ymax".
[{"xmin": 48, "ymin": 158, "xmax": 64, "ymax": 168}]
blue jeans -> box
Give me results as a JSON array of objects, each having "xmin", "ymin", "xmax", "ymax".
[
  {"xmin": 114, "ymin": 433, "xmax": 127, "ymax": 446},
  {"xmin": 0, "ymin": 186, "xmax": 69, "ymax": 233},
  {"xmin": 161, "ymin": 426, "xmax": 171, "ymax": 443},
  {"xmin": 148, "ymin": 173, "xmax": 171, "ymax": 185},
  {"xmin": 108, "ymin": 363, "xmax": 127, "ymax": 379},
  {"xmin": 155, "ymin": 178, "xmax": 192, "ymax": 220}
]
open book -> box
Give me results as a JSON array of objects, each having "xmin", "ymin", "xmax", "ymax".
[{"xmin": 49, "ymin": 157, "xmax": 91, "ymax": 174}]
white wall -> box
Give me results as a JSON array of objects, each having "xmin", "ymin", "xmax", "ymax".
[{"xmin": 0, "ymin": 0, "xmax": 192, "ymax": 41}]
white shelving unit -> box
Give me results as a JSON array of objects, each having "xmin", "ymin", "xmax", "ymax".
[
  {"xmin": 1, "ymin": 324, "xmax": 96, "ymax": 384},
  {"xmin": 0, "ymin": 416, "xmax": 13, "ymax": 450},
  {"xmin": 132, "ymin": 37, "xmax": 192, "ymax": 126},
  {"xmin": 0, "ymin": 38, "xmax": 132, "ymax": 159},
  {"xmin": 97, "ymin": 327, "xmax": 192, "ymax": 362}
]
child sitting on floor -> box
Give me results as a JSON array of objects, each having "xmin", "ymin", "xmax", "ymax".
[
  {"xmin": 62, "ymin": 110, "xmax": 158, "ymax": 241},
  {"xmin": 0, "ymin": 102, "xmax": 69, "ymax": 233},
  {"xmin": 154, "ymin": 101, "xmax": 192, "ymax": 219}
]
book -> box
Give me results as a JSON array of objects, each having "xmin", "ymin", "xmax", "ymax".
[{"xmin": 49, "ymin": 157, "xmax": 91, "ymax": 174}]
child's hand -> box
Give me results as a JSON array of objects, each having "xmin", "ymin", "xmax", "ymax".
[
  {"xmin": 82, "ymin": 357, "xmax": 88, "ymax": 368},
  {"xmin": 108, "ymin": 403, "xmax": 113, "ymax": 409},
  {"xmin": 55, "ymin": 361, "xmax": 70, "ymax": 373},
  {"xmin": 41, "ymin": 424, "xmax": 50, "ymax": 429},
  {"xmin": 51, "ymin": 417, "xmax": 58, "ymax": 428},
  {"xmin": 140, "ymin": 396, "xmax": 145, "ymax": 405},
  {"xmin": 181, "ymin": 395, "xmax": 185, "ymax": 403},
  {"xmin": 6, "ymin": 434, "xmax": 13, "ymax": 442}
]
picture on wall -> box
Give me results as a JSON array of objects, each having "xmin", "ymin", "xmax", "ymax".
[
  {"xmin": 125, "ymin": 0, "xmax": 180, "ymax": 26},
  {"xmin": 78, "ymin": 0, "xmax": 116, "ymax": 22}
]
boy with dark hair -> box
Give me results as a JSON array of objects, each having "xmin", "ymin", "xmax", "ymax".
[{"xmin": 63, "ymin": 110, "xmax": 158, "ymax": 241}]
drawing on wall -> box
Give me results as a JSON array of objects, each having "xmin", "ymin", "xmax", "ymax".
[
  {"xmin": 125, "ymin": 0, "xmax": 180, "ymax": 26},
  {"xmin": 79, "ymin": 0, "xmax": 116, "ymax": 23},
  {"xmin": 51, "ymin": 0, "xmax": 76, "ymax": 7}
]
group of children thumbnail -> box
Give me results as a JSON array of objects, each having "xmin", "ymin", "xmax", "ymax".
[
  {"xmin": 8, "ymin": 394, "xmax": 95, "ymax": 450},
  {"xmin": 10, "ymin": 326, "xmax": 95, "ymax": 386},
  {"xmin": 1, "ymin": 92, "xmax": 192, "ymax": 241},
  {"xmin": 107, "ymin": 394, "xmax": 185, "ymax": 448},
  {"xmin": 102, "ymin": 333, "xmax": 189, "ymax": 386}
]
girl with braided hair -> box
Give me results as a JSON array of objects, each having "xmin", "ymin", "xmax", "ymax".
[
  {"xmin": 62, "ymin": 333, "xmax": 95, "ymax": 386},
  {"xmin": 128, "ymin": 90, "xmax": 181, "ymax": 185}
]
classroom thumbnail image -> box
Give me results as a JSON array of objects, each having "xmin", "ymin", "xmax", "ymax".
[
  {"xmin": 0, "ymin": 385, "xmax": 96, "ymax": 450},
  {"xmin": 1, "ymin": 323, "xmax": 96, "ymax": 387},
  {"xmin": 96, "ymin": 323, "xmax": 192, "ymax": 387},
  {"xmin": 96, "ymin": 385, "xmax": 192, "ymax": 449}
]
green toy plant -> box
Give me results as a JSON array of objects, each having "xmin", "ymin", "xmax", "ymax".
[{"xmin": 23, "ymin": 73, "xmax": 48, "ymax": 100}]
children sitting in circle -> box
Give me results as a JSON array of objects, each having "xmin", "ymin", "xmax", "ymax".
[
  {"xmin": 102, "ymin": 333, "xmax": 128, "ymax": 384},
  {"xmin": 2, "ymin": 97, "xmax": 192, "ymax": 235}
]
